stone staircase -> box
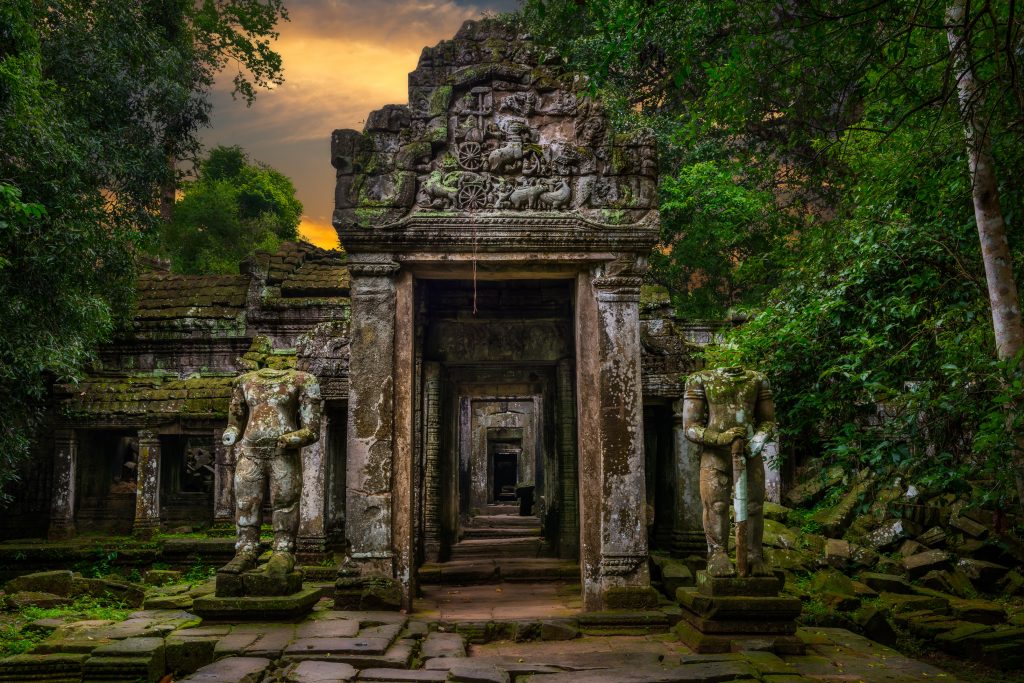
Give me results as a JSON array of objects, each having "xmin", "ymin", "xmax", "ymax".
[{"xmin": 419, "ymin": 504, "xmax": 578, "ymax": 584}]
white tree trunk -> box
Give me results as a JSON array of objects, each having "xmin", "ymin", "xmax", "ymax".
[
  {"xmin": 947, "ymin": 0, "xmax": 1024, "ymax": 508},
  {"xmin": 946, "ymin": 0, "xmax": 1024, "ymax": 362}
]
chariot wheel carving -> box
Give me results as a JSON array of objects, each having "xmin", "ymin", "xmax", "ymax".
[
  {"xmin": 456, "ymin": 142, "xmax": 483, "ymax": 170},
  {"xmin": 457, "ymin": 183, "xmax": 488, "ymax": 211}
]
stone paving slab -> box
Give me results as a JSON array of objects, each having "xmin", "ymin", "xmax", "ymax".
[
  {"xmin": 182, "ymin": 656, "xmax": 271, "ymax": 682},
  {"xmin": 296, "ymin": 618, "xmax": 361, "ymax": 638},
  {"xmin": 357, "ymin": 669, "xmax": 448, "ymax": 681},
  {"xmin": 282, "ymin": 660, "xmax": 358, "ymax": 682}
]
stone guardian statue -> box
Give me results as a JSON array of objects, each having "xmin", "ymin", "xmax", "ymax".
[
  {"xmin": 683, "ymin": 366, "xmax": 776, "ymax": 577},
  {"xmin": 221, "ymin": 367, "xmax": 322, "ymax": 577}
]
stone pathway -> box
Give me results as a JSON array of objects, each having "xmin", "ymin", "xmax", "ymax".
[
  {"xmin": 0, "ymin": 598, "xmax": 966, "ymax": 682},
  {"xmin": 415, "ymin": 583, "xmax": 581, "ymax": 621}
]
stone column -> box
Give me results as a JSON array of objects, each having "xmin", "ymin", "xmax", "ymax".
[
  {"xmin": 48, "ymin": 429, "xmax": 78, "ymax": 540},
  {"xmin": 298, "ymin": 413, "xmax": 331, "ymax": 558},
  {"xmin": 392, "ymin": 269, "xmax": 416, "ymax": 609},
  {"xmin": 422, "ymin": 361, "xmax": 442, "ymax": 562},
  {"xmin": 672, "ymin": 399, "xmax": 706, "ymax": 556},
  {"xmin": 763, "ymin": 440, "xmax": 782, "ymax": 504},
  {"xmin": 556, "ymin": 358, "xmax": 579, "ymax": 560},
  {"xmin": 345, "ymin": 256, "xmax": 399, "ymax": 577},
  {"xmin": 133, "ymin": 429, "xmax": 161, "ymax": 539},
  {"xmin": 575, "ymin": 258, "xmax": 655, "ymax": 610},
  {"xmin": 212, "ymin": 427, "xmax": 234, "ymax": 526}
]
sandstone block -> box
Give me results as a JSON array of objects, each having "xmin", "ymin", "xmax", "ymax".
[
  {"xmin": 182, "ymin": 656, "xmax": 271, "ymax": 682},
  {"xmin": 283, "ymin": 660, "xmax": 357, "ymax": 682},
  {"xmin": 903, "ymin": 549, "xmax": 953, "ymax": 579},
  {"xmin": 5, "ymin": 570, "xmax": 73, "ymax": 596}
]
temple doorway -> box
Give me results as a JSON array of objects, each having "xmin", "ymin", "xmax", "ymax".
[{"xmin": 416, "ymin": 278, "xmax": 579, "ymax": 581}]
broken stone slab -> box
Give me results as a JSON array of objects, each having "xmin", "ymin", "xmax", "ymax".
[
  {"xmin": 520, "ymin": 661, "xmax": 760, "ymax": 683},
  {"xmin": 661, "ymin": 561, "xmax": 694, "ymax": 595},
  {"xmin": 823, "ymin": 538, "xmax": 850, "ymax": 569},
  {"xmin": 783, "ymin": 465, "xmax": 844, "ymax": 508},
  {"xmin": 809, "ymin": 477, "xmax": 871, "ymax": 537},
  {"xmin": 5, "ymin": 591, "xmax": 70, "ymax": 609},
  {"xmin": 1001, "ymin": 569, "xmax": 1024, "ymax": 596},
  {"xmin": 0, "ymin": 653, "xmax": 88, "ymax": 681},
  {"xmin": 421, "ymin": 631, "xmax": 467, "ymax": 659},
  {"xmin": 540, "ymin": 619, "xmax": 579, "ymax": 641},
  {"xmin": 949, "ymin": 514, "xmax": 988, "ymax": 539},
  {"xmin": 808, "ymin": 570, "xmax": 855, "ymax": 597},
  {"xmin": 182, "ymin": 656, "xmax": 271, "ymax": 682},
  {"xmin": 143, "ymin": 591, "xmax": 194, "ymax": 610},
  {"xmin": 285, "ymin": 636, "xmax": 392, "ymax": 657},
  {"xmin": 72, "ymin": 577, "xmax": 145, "ymax": 607},
  {"xmin": 878, "ymin": 591, "xmax": 949, "ymax": 615},
  {"xmin": 213, "ymin": 632, "xmax": 259, "ymax": 657},
  {"xmin": 762, "ymin": 502, "xmax": 792, "ymax": 522},
  {"xmin": 859, "ymin": 572, "xmax": 913, "ymax": 594},
  {"xmin": 902, "ymin": 549, "xmax": 953, "ymax": 579},
  {"xmin": 165, "ymin": 635, "xmax": 216, "ymax": 676},
  {"xmin": 283, "ymin": 660, "xmax": 357, "ymax": 682},
  {"xmin": 4, "ymin": 570, "xmax": 74, "ymax": 596},
  {"xmin": 23, "ymin": 618, "xmax": 64, "ymax": 636},
  {"xmin": 920, "ymin": 568, "xmax": 974, "ymax": 598},
  {"xmin": 915, "ymin": 526, "xmax": 948, "ymax": 548},
  {"xmin": 762, "ymin": 519, "xmax": 800, "ymax": 550},
  {"xmin": 949, "ymin": 597, "xmax": 1005, "ymax": 624},
  {"xmin": 821, "ymin": 592, "xmax": 861, "ymax": 611},
  {"xmin": 245, "ymin": 625, "xmax": 299, "ymax": 658},
  {"xmin": 867, "ymin": 519, "xmax": 909, "ymax": 550},
  {"xmin": 898, "ymin": 539, "xmax": 924, "ymax": 557},
  {"xmin": 957, "ymin": 558, "xmax": 1009, "ymax": 590}
]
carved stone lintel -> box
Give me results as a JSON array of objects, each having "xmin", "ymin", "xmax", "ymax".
[{"xmin": 347, "ymin": 261, "xmax": 400, "ymax": 277}]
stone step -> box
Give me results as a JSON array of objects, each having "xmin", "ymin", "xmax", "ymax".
[
  {"xmin": 448, "ymin": 537, "xmax": 544, "ymax": 560},
  {"xmin": 483, "ymin": 505, "xmax": 519, "ymax": 515},
  {"xmin": 468, "ymin": 514, "xmax": 541, "ymax": 528},
  {"xmin": 463, "ymin": 526, "xmax": 541, "ymax": 539},
  {"xmin": 418, "ymin": 558, "xmax": 579, "ymax": 584}
]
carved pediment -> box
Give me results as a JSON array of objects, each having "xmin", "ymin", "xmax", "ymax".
[{"xmin": 331, "ymin": 18, "xmax": 659, "ymax": 253}]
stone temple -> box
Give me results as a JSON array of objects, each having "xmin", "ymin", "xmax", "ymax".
[{"xmin": 5, "ymin": 20, "xmax": 742, "ymax": 612}]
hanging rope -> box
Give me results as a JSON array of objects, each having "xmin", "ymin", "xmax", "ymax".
[{"xmin": 472, "ymin": 221, "xmax": 478, "ymax": 315}]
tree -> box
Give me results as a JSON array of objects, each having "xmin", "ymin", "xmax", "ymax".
[
  {"xmin": 0, "ymin": 1, "xmax": 287, "ymax": 495},
  {"xmin": 162, "ymin": 145, "xmax": 302, "ymax": 274},
  {"xmin": 521, "ymin": 1, "xmax": 1024, "ymax": 504}
]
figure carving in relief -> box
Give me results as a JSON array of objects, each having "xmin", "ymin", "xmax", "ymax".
[
  {"xmin": 418, "ymin": 171, "xmax": 459, "ymax": 209},
  {"xmin": 683, "ymin": 367, "xmax": 776, "ymax": 578},
  {"xmin": 540, "ymin": 178, "xmax": 571, "ymax": 209},
  {"xmin": 221, "ymin": 368, "xmax": 322, "ymax": 578},
  {"xmin": 510, "ymin": 178, "xmax": 547, "ymax": 209}
]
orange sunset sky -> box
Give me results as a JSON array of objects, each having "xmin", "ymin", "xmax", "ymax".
[{"xmin": 200, "ymin": 0, "xmax": 519, "ymax": 249}]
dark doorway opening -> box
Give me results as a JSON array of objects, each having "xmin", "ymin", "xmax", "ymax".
[{"xmin": 491, "ymin": 446, "xmax": 520, "ymax": 502}]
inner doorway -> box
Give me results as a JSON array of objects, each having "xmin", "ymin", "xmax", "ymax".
[{"xmin": 416, "ymin": 278, "xmax": 579, "ymax": 576}]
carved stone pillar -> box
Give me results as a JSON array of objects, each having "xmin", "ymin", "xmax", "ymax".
[
  {"xmin": 345, "ymin": 256, "xmax": 399, "ymax": 577},
  {"xmin": 556, "ymin": 358, "xmax": 579, "ymax": 560},
  {"xmin": 298, "ymin": 413, "xmax": 331, "ymax": 558},
  {"xmin": 575, "ymin": 257, "xmax": 655, "ymax": 610},
  {"xmin": 672, "ymin": 399, "xmax": 706, "ymax": 556},
  {"xmin": 212, "ymin": 427, "xmax": 234, "ymax": 526},
  {"xmin": 422, "ymin": 361, "xmax": 442, "ymax": 562},
  {"xmin": 48, "ymin": 429, "xmax": 78, "ymax": 540},
  {"xmin": 133, "ymin": 429, "xmax": 161, "ymax": 539},
  {"xmin": 763, "ymin": 440, "xmax": 782, "ymax": 504}
]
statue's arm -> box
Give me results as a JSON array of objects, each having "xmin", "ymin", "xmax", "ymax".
[
  {"xmin": 222, "ymin": 378, "xmax": 247, "ymax": 446},
  {"xmin": 750, "ymin": 376, "xmax": 777, "ymax": 455},
  {"xmin": 278, "ymin": 375, "xmax": 322, "ymax": 449}
]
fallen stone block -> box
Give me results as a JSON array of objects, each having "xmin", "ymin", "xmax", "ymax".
[
  {"xmin": 143, "ymin": 569, "xmax": 182, "ymax": 586},
  {"xmin": 852, "ymin": 605, "xmax": 897, "ymax": 646},
  {"xmin": 808, "ymin": 569, "xmax": 855, "ymax": 597},
  {"xmin": 0, "ymin": 653, "xmax": 88, "ymax": 682},
  {"xmin": 916, "ymin": 526, "xmax": 948, "ymax": 548},
  {"xmin": 949, "ymin": 514, "xmax": 988, "ymax": 539},
  {"xmin": 4, "ymin": 571, "xmax": 74, "ymax": 597},
  {"xmin": 5, "ymin": 591, "xmax": 70, "ymax": 610},
  {"xmin": 860, "ymin": 572, "xmax": 913, "ymax": 594},
  {"xmin": 957, "ymin": 558, "xmax": 1009, "ymax": 590},
  {"xmin": 165, "ymin": 635, "xmax": 216, "ymax": 676},
  {"xmin": 949, "ymin": 597, "xmax": 1005, "ymax": 625},
  {"xmin": 357, "ymin": 668, "xmax": 447, "ymax": 681},
  {"xmin": 447, "ymin": 663, "xmax": 510, "ymax": 683},
  {"xmin": 903, "ymin": 549, "xmax": 953, "ymax": 579},
  {"xmin": 867, "ymin": 519, "xmax": 909, "ymax": 550},
  {"xmin": 83, "ymin": 636, "xmax": 165, "ymax": 683},
  {"xmin": 662, "ymin": 561, "xmax": 694, "ymax": 595},
  {"xmin": 539, "ymin": 619, "xmax": 578, "ymax": 641}
]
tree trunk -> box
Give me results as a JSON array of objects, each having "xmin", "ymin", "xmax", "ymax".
[
  {"xmin": 160, "ymin": 151, "xmax": 176, "ymax": 224},
  {"xmin": 947, "ymin": 0, "xmax": 1024, "ymax": 507}
]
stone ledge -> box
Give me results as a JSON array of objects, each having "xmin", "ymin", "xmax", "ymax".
[{"xmin": 192, "ymin": 586, "xmax": 320, "ymax": 621}]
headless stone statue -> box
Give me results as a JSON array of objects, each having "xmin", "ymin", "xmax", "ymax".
[
  {"xmin": 683, "ymin": 367, "xmax": 775, "ymax": 578},
  {"xmin": 221, "ymin": 367, "xmax": 321, "ymax": 578}
]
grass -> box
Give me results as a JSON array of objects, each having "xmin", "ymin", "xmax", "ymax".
[{"xmin": 0, "ymin": 595, "xmax": 133, "ymax": 658}]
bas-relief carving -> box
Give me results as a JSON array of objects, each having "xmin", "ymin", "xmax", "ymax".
[{"xmin": 331, "ymin": 18, "xmax": 658, "ymax": 235}]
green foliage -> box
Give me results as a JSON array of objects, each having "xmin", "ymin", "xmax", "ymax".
[
  {"xmin": 161, "ymin": 145, "xmax": 301, "ymax": 274},
  {"xmin": 0, "ymin": 1, "xmax": 286, "ymax": 494},
  {"xmin": 182, "ymin": 557, "xmax": 215, "ymax": 583},
  {"xmin": 523, "ymin": 0, "xmax": 1024, "ymax": 505},
  {"xmin": 0, "ymin": 595, "xmax": 132, "ymax": 657}
]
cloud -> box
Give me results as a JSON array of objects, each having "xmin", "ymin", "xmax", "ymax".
[
  {"xmin": 201, "ymin": 1, "xmax": 518, "ymax": 242},
  {"xmin": 299, "ymin": 215, "xmax": 340, "ymax": 250}
]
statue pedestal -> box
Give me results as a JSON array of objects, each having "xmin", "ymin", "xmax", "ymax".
[
  {"xmin": 192, "ymin": 565, "xmax": 318, "ymax": 621},
  {"xmin": 674, "ymin": 571, "xmax": 804, "ymax": 654}
]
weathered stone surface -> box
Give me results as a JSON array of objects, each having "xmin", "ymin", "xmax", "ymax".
[
  {"xmin": 165, "ymin": 635, "xmax": 216, "ymax": 675},
  {"xmin": 84, "ymin": 636, "xmax": 165, "ymax": 683},
  {"xmin": 5, "ymin": 570, "xmax": 74, "ymax": 596},
  {"xmin": 866, "ymin": 519, "xmax": 909, "ymax": 550},
  {"xmin": 183, "ymin": 656, "xmax": 271, "ymax": 682},
  {"xmin": 0, "ymin": 653, "xmax": 88, "ymax": 681},
  {"xmin": 447, "ymin": 663, "xmax": 510, "ymax": 683},
  {"xmin": 860, "ymin": 572, "xmax": 912, "ymax": 594},
  {"xmin": 949, "ymin": 597, "xmax": 1005, "ymax": 624},
  {"xmin": 144, "ymin": 569, "xmax": 182, "ymax": 586},
  {"xmin": 242, "ymin": 569, "xmax": 303, "ymax": 596},
  {"xmin": 949, "ymin": 514, "xmax": 988, "ymax": 538},
  {"xmin": 192, "ymin": 586, "xmax": 319, "ymax": 620},
  {"xmin": 6, "ymin": 591, "xmax": 70, "ymax": 609},
  {"xmin": 72, "ymin": 577, "xmax": 145, "ymax": 607},
  {"xmin": 540, "ymin": 619, "xmax": 579, "ymax": 641},
  {"xmin": 421, "ymin": 632, "xmax": 467, "ymax": 659},
  {"xmin": 903, "ymin": 549, "xmax": 953, "ymax": 579},
  {"xmin": 957, "ymin": 558, "xmax": 1009, "ymax": 589},
  {"xmin": 283, "ymin": 660, "xmax": 357, "ymax": 682},
  {"xmin": 662, "ymin": 562, "xmax": 694, "ymax": 595},
  {"xmin": 852, "ymin": 605, "xmax": 898, "ymax": 646},
  {"xmin": 808, "ymin": 570, "xmax": 855, "ymax": 597},
  {"xmin": 916, "ymin": 526, "xmax": 948, "ymax": 548},
  {"xmin": 357, "ymin": 669, "xmax": 447, "ymax": 681},
  {"xmin": 878, "ymin": 591, "xmax": 949, "ymax": 614},
  {"xmin": 823, "ymin": 538, "xmax": 851, "ymax": 568},
  {"xmin": 920, "ymin": 568, "xmax": 974, "ymax": 598}
]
